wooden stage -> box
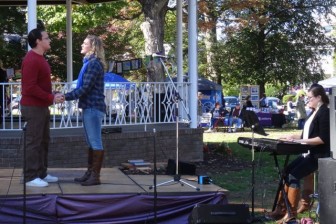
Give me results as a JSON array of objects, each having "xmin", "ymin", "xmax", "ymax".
[{"xmin": 0, "ymin": 167, "xmax": 229, "ymax": 223}]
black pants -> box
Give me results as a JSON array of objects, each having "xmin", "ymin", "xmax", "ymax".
[{"xmin": 285, "ymin": 154, "xmax": 318, "ymax": 188}]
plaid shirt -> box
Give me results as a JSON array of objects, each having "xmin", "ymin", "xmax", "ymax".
[{"xmin": 65, "ymin": 57, "xmax": 106, "ymax": 113}]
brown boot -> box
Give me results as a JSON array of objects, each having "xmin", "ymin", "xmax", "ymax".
[
  {"xmin": 74, "ymin": 148, "xmax": 93, "ymax": 183},
  {"xmin": 81, "ymin": 150, "xmax": 104, "ymax": 186},
  {"xmin": 279, "ymin": 187, "xmax": 300, "ymax": 223},
  {"xmin": 265, "ymin": 185, "xmax": 288, "ymax": 220},
  {"xmin": 297, "ymin": 174, "xmax": 314, "ymax": 214}
]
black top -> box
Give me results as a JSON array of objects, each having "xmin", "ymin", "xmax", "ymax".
[{"xmin": 302, "ymin": 104, "xmax": 330, "ymax": 157}]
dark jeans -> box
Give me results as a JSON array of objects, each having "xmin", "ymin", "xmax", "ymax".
[
  {"xmin": 21, "ymin": 106, "xmax": 50, "ymax": 182},
  {"xmin": 284, "ymin": 154, "xmax": 318, "ymax": 188}
]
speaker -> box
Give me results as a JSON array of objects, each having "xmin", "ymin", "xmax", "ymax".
[
  {"xmin": 318, "ymin": 158, "xmax": 336, "ymax": 224},
  {"xmin": 166, "ymin": 159, "xmax": 196, "ymax": 175},
  {"xmin": 188, "ymin": 204, "xmax": 251, "ymax": 224}
]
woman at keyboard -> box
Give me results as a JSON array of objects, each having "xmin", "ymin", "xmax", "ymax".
[{"xmin": 266, "ymin": 83, "xmax": 330, "ymax": 223}]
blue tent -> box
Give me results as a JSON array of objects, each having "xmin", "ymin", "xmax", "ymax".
[
  {"xmin": 72, "ymin": 73, "xmax": 134, "ymax": 89},
  {"xmin": 168, "ymin": 76, "xmax": 223, "ymax": 112},
  {"xmin": 104, "ymin": 73, "xmax": 134, "ymax": 89}
]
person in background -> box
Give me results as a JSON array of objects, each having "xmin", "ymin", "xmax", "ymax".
[
  {"xmin": 245, "ymin": 95, "xmax": 253, "ymax": 108},
  {"xmin": 296, "ymin": 94, "xmax": 307, "ymax": 130},
  {"xmin": 63, "ymin": 35, "xmax": 106, "ymax": 186},
  {"xmin": 197, "ymin": 92, "xmax": 203, "ymax": 127},
  {"xmin": 287, "ymin": 96, "xmax": 295, "ymax": 113},
  {"xmin": 266, "ymin": 83, "xmax": 330, "ymax": 223},
  {"xmin": 228, "ymin": 103, "xmax": 243, "ymax": 132},
  {"xmin": 20, "ymin": 28, "xmax": 63, "ymax": 188},
  {"xmin": 0, "ymin": 60, "xmax": 8, "ymax": 122},
  {"xmin": 259, "ymin": 93, "xmax": 267, "ymax": 107},
  {"xmin": 206, "ymin": 102, "xmax": 228, "ymax": 132}
]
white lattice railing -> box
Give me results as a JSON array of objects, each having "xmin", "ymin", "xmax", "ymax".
[{"xmin": 0, "ymin": 81, "xmax": 191, "ymax": 130}]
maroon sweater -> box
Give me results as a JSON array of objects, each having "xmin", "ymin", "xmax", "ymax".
[{"xmin": 21, "ymin": 50, "xmax": 54, "ymax": 107}]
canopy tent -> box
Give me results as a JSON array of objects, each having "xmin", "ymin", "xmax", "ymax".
[
  {"xmin": 168, "ymin": 76, "xmax": 223, "ymax": 112},
  {"xmin": 318, "ymin": 76, "xmax": 336, "ymax": 88},
  {"xmin": 197, "ymin": 78, "xmax": 223, "ymax": 112},
  {"xmin": 104, "ymin": 72, "xmax": 134, "ymax": 89},
  {"xmin": 72, "ymin": 72, "xmax": 133, "ymax": 89}
]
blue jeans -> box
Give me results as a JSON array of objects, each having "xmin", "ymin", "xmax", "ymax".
[
  {"xmin": 229, "ymin": 116, "xmax": 242, "ymax": 128},
  {"xmin": 82, "ymin": 108, "xmax": 105, "ymax": 150}
]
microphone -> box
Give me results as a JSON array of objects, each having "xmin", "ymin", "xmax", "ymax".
[{"xmin": 23, "ymin": 122, "xmax": 27, "ymax": 131}]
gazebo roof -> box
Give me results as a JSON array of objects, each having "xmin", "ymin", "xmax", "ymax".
[{"xmin": 0, "ymin": 0, "xmax": 114, "ymax": 6}]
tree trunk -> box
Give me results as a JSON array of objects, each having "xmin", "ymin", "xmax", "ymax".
[
  {"xmin": 139, "ymin": 0, "xmax": 169, "ymax": 82},
  {"xmin": 203, "ymin": 23, "xmax": 217, "ymax": 80}
]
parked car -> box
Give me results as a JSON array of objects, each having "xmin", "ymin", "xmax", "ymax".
[
  {"xmin": 224, "ymin": 96, "xmax": 239, "ymax": 109},
  {"xmin": 265, "ymin": 97, "xmax": 283, "ymax": 109}
]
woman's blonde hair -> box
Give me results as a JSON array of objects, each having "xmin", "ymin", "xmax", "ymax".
[{"xmin": 85, "ymin": 35, "xmax": 107, "ymax": 70}]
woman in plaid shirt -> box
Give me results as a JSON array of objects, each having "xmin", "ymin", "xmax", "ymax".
[{"xmin": 64, "ymin": 35, "xmax": 106, "ymax": 186}]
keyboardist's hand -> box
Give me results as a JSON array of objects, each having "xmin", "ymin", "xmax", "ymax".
[{"xmin": 279, "ymin": 134, "xmax": 301, "ymax": 142}]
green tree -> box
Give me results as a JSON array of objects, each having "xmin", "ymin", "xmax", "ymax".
[
  {"xmin": 37, "ymin": 1, "xmax": 131, "ymax": 81},
  {"xmin": 0, "ymin": 6, "xmax": 26, "ymax": 70},
  {"xmin": 214, "ymin": 0, "xmax": 336, "ymax": 96}
]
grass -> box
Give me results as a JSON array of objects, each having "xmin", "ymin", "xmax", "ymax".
[{"xmin": 203, "ymin": 127, "xmax": 318, "ymax": 224}]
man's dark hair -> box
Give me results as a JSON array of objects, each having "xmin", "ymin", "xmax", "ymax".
[{"xmin": 27, "ymin": 28, "xmax": 44, "ymax": 48}]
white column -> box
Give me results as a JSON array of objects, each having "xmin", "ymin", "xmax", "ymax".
[
  {"xmin": 27, "ymin": 0, "xmax": 37, "ymax": 50},
  {"xmin": 177, "ymin": 0, "xmax": 183, "ymax": 82},
  {"xmin": 177, "ymin": 0, "xmax": 183, "ymax": 118},
  {"xmin": 188, "ymin": 0, "xmax": 198, "ymax": 128},
  {"xmin": 66, "ymin": 0, "xmax": 73, "ymax": 82},
  {"xmin": 331, "ymin": 87, "xmax": 336, "ymax": 159}
]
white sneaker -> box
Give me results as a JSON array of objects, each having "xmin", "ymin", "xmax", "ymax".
[
  {"xmin": 26, "ymin": 178, "xmax": 48, "ymax": 187},
  {"xmin": 42, "ymin": 174, "xmax": 58, "ymax": 183}
]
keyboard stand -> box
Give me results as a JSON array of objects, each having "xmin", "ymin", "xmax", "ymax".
[{"xmin": 271, "ymin": 153, "xmax": 293, "ymax": 218}]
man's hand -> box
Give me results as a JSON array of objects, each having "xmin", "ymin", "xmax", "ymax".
[{"xmin": 54, "ymin": 93, "xmax": 64, "ymax": 104}]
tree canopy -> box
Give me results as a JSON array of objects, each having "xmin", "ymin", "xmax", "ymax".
[
  {"xmin": 0, "ymin": 0, "xmax": 335, "ymax": 94},
  {"xmin": 212, "ymin": 0, "xmax": 336, "ymax": 95}
]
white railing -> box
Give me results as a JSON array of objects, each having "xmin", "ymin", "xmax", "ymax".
[{"xmin": 0, "ymin": 81, "xmax": 191, "ymax": 130}]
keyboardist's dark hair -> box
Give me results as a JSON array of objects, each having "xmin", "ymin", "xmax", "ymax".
[{"xmin": 308, "ymin": 83, "xmax": 329, "ymax": 105}]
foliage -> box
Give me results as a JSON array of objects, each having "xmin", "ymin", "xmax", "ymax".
[
  {"xmin": 0, "ymin": 7, "xmax": 26, "ymax": 69},
  {"xmin": 282, "ymin": 94, "xmax": 296, "ymax": 104},
  {"xmin": 265, "ymin": 83, "xmax": 286, "ymax": 99},
  {"xmin": 214, "ymin": 0, "xmax": 336, "ymax": 95},
  {"xmin": 37, "ymin": 2, "xmax": 141, "ymax": 81}
]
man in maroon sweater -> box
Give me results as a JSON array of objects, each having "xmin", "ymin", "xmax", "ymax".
[{"xmin": 21, "ymin": 28, "xmax": 64, "ymax": 187}]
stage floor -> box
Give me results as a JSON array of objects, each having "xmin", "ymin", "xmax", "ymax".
[
  {"xmin": 0, "ymin": 167, "xmax": 227, "ymax": 195},
  {"xmin": 0, "ymin": 168, "xmax": 229, "ymax": 223}
]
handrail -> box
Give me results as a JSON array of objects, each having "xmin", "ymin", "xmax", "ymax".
[{"xmin": 0, "ymin": 81, "xmax": 191, "ymax": 130}]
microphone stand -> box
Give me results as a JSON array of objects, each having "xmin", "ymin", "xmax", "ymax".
[
  {"xmin": 22, "ymin": 122, "xmax": 27, "ymax": 224},
  {"xmin": 149, "ymin": 55, "xmax": 198, "ymax": 190},
  {"xmin": 250, "ymin": 125, "xmax": 258, "ymax": 221},
  {"xmin": 155, "ymin": 56, "xmax": 191, "ymax": 122},
  {"xmin": 149, "ymin": 91, "xmax": 199, "ymax": 191},
  {"xmin": 152, "ymin": 128, "xmax": 157, "ymax": 223}
]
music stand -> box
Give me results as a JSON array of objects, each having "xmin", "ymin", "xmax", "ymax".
[{"xmin": 242, "ymin": 109, "xmax": 268, "ymax": 221}]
